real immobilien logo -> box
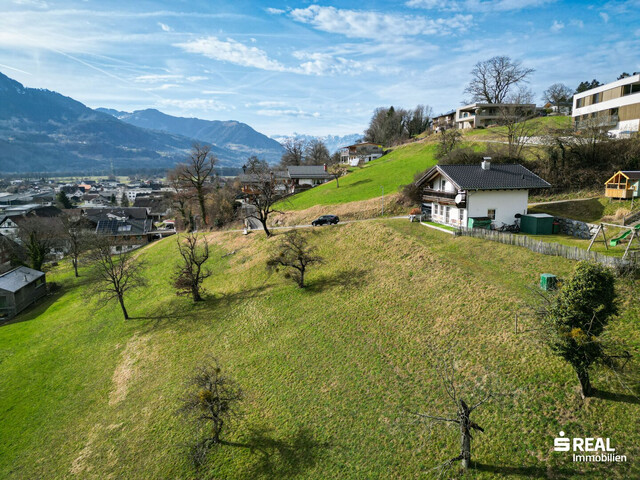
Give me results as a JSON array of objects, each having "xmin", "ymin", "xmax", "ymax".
[{"xmin": 554, "ymin": 431, "xmax": 627, "ymax": 463}]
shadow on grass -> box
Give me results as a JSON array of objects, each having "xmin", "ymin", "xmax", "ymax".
[
  {"xmin": 591, "ymin": 388, "xmax": 640, "ymax": 405},
  {"xmin": 223, "ymin": 426, "xmax": 328, "ymax": 478},
  {"xmin": 346, "ymin": 179, "xmax": 372, "ymax": 188},
  {"xmin": 306, "ymin": 267, "xmax": 368, "ymax": 293},
  {"xmin": 473, "ymin": 462, "xmax": 594, "ymax": 479},
  {"xmin": 213, "ymin": 284, "xmax": 271, "ymax": 307}
]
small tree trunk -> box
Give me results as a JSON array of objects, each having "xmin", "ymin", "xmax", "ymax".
[
  {"xmin": 261, "ymin": 219, "xmax": 271, "ymax": 237},
  {"xmin": 198, "ymin": 192, "xmax": 207, "ymax": 226},
  {"xmin": 193, "ymin": 287, "xmax": 202, "ymax": 302},
  {"xmin": 118, "ymin": 294, "xmax": 129, "ymax": 320},
  {"xmin": 459, "ymin": 400, "xmax": 472, "ymax": 469},
  {"xmin": 298, "ymin": 268, "xmax": 305, "ymax": 288},
  {"xmin": 335, "ymin": 176, "xmax": 339, "ymax": 188},
  {"xmin": 73, "ymin": 257, "xmax": 79, "ymax": 277},
  {"xmin": 577, "ymin": 368, "xmax": 592, "ymax": 399}
]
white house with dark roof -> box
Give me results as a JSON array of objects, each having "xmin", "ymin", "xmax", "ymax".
[
  {"xmin": 415, "ymin": 160, "xmax": 551, "ymax": 228},
  {"xmin": 0, "ymin": 266, "xmax": 46, "ymax": 319},
  {"xmin": 286, "ymin": 165, "xmax": 333, "ymax": 191}
]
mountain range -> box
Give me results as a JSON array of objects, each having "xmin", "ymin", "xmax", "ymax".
[
  {"xmin": 270, "ymin": 133, "xmax": 362, "ymax": 153},
  {"xmin": 0, "ymin": 72, "xmax": 281, "ymax": 174},
  {"xmin": 97, "ymin": 108, "xmax": 284, "ymax": 164}
]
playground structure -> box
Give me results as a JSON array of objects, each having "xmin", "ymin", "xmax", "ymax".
[{"xmin": 588, "ymin": 222, "xmax": 640, "ymax": 260}]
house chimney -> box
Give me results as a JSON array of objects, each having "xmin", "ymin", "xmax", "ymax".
[
  {"xmin": 481, "ymin": 157, "xmax": 491, "ymax": 170},
  {"xmin": 323, "ymin": 163, "xmax": 327, "ymax": 172}
]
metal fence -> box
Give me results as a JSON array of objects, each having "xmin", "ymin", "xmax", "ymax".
[{"xmin": 455, "ymin": 227, "xmax": 637, "ymax": 269}]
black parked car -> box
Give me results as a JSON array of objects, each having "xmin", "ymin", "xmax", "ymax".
[{"xmin": 311, "ymin": 215, "xmax": 339, "ymax": 226}]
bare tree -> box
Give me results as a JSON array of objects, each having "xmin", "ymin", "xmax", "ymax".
[
  {"xmin": 541, "ymin": 83, "xmax": 573, "ymax": 107},
  {"xmin": 266, "ymin": 230, "xmax": 323, "ymax": 288},
  {"xmin": 497, "ymin": 89, "xmax": 538, "ymax": 158},
  {"xmin": 435, "ymin": 129, "xmax": 463, "ymax": 160},
  {"xmin": 244, "ymin": 163, "xmax": 285, "ymax": 237},
  {"xmin": 464, "ymin": 56, "xmax": 534, "ymax": 104},
  {"xmin": 173, "ymin": 233, "xmax": 211, "ymax": 302},
  {"xmin": 180, "ymin": 358, "xmax": 243, "ymax": 465},
  {"xmin": 89, "ymin": 237, "xmax": 147, "ymax": 320},
  {"xmin": 280, "ymin": 138, "xmax": 305, "ymax": 166},
  {"xmin": 18, "ymin": 216, "xmax": 64, "ymax": 271},
  {"xmin": 406, "ymin": 104, "xmax": 433, "ymax": 137},
  {"xmin": 411, "ymin": 343, "xmax": 494, "ymax": 474},
  {"xmin": 177, "ymin": 144, "xmax": 217, "ymax": 227},
  {"xmin": 328, "ymin": 164, "xmax": 348, "ymax": 188},
  {"xmin": 61, "ymin": 215, "xmax": 93, "ymax": 277},
  {"xmin": 168, "ymin": 165, "xmax": 195, "ymax": 231},
  {"xmin": 303, "ymin": 139, "xmax": 331, "ymax": 165}
]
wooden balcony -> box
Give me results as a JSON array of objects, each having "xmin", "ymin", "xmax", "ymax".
[
  {"xmin": 421, "ymin": 188, "xmax": 466, "ymax": 207},
  {"xmin": 605, "ymin": 187, "xmax": 633, "ymax": 199}
]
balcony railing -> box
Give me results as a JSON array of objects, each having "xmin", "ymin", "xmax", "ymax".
[{"xmin": 421, "ymin": 188, "xmax": 465, "ymax": 206}]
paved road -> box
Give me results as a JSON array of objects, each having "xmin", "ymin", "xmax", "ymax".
[{"xmin": 229, "ymin": 215, "xmax": 409, "ymax": 234}]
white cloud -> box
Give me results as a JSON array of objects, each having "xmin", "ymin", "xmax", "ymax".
[
  {"xmin": 257, "ymin": 108, "xmax": 320, "ymax": 118},
  {"xmin": 248, "ymin": 100, "xmax": 288, "ymax": 107},
  {"xmin": 288, "ymin": 5, "xmax": 473, "ymax": 39},
  {"xmin": 175, "ymin": 36, "xmax": 288, "ymax": 72},
  {"xmin": 265, "ymin": 7, "xmax": 285, "ymax": 15},
  {"xmin": 550, "ymin": 20, "xmax": 564, "ymax": 32},
  {"xmin": 600, "ymin": 12, "xmax": 610, "ymax": 23},
  {"xmin": 406, "ymin": 0, "xmax": 555, "ymax": 11},
  {"xmin": 186, "ymin": 75, "xmax": 207, "ymax": 81},
  {"xmin": 157, "ymin": 98, "xmax": 233, "ymax": 111},
  {"xmin": 158, "ymin": 22, "xmax": 171, "ymax": 32},
  {"xmin": 293, "ymin": 51, "xmax": 377, "ymax": 76},
  {"xmin": 569, "ymin": 19, "xmax": 584, "ymax": 28},
  {"xmin": 134, "ymin": 74, "xmax": 183, "ymax": 83}
]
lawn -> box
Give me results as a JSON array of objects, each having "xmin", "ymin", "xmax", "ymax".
[
  {"xmin": 0, "ymin": 222, "xmax": 638, "ymax": 479},
  {"xmin": 281, "ymin": 142, "xmax": 438, "ymax": 210},
  {"xmin": 528, "ymin": 197, "xmax": 635, "ymax": 223}
]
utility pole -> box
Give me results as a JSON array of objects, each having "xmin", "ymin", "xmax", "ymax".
[{"xmin": 381, "ymin": 186, "xmax": 384, "ymax": 216}]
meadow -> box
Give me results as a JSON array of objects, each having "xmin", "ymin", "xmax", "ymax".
[{"xmin": 1, "ymin": 221, "xmax": 638, "ymax": 479}]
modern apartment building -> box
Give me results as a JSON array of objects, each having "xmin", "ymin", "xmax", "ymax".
[
  {"xmin": 455, "ymin": 103, "xmax": 536, "ymax": 129},
  {"xmin": 572, "ymin": 73, "xmax": 640, "ymax": 136}
]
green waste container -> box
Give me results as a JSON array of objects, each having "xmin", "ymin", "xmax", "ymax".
[
  {"xmin": 540, "ymin": 273, "xmax": 557, "ymax": 291},
  {"xmin": 520, "ymin": 214, "xmax": 554, "ymax": 235},
  {"xmin": 468, "ymin": 217, "xmax": 492, "ymax": 229}
]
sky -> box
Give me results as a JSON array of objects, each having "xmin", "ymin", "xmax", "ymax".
[{"xmin": 1, "ymin": 0, "xmax": 639, "ymax": 137}]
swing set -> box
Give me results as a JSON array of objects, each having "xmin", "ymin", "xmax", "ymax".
[{"xmin": 587, "ymin": 222, "xmax": 640, "ymax": 260}]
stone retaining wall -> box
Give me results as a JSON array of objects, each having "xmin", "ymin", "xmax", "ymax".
[{"xmin": 555, "ymin": 217, "xmax": 599, "ymax": 239}]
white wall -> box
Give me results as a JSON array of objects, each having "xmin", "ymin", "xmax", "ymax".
[{"xmin": 466, "ymin": 190, "xmax": 528, "ymax": 227}]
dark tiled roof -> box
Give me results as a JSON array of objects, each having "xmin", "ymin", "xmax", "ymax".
[
  {"xmin": 287, "ymin": 165, "xmax": 332, "ymax": 179},
  {"xmin": 0, "ymin": 266, "xmax": 44, "ymax": 293},
  {"xmin": 84, "ymin": 207, "xmax": 149, "ymax": 220},
  {"xmin": 419, "ymin": 164, "xmax": 550, "ymax": 190}
]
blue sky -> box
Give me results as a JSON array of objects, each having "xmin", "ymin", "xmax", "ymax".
[{"xmin": 1, "ymin": 0, "xmax": 639, "ymax": 136}]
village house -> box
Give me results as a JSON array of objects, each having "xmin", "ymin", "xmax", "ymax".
[
  {"xmin": 0, "ymin": 266, "xmax": 47, "ymax": 319},
  {"xmin": 415, "ymin": 160, "xmax": 551, "ymax": 229},
  {"xmin": 432, "ymin": 110, "xmax": 456, "ymax": 132},
  {"xmin": 339, "ymin": 142, "xmax": 384, "ymax": 166},
  {"xmin": 604, "ymin": 171, "xmax": 640, "ymax": 199},
  {"xmin": 572, "ymin": 73, "xmax": 640, "ymax": 137},
  {"xmin": 455, "ymin": 103, "xmax": 537, "ymax": 130},
  {"xmin": 286, "ymin": 165, "xmax": 333, "ymax": 192}
]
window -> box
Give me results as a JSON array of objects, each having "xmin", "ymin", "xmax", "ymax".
[
  {"xmin": 576, "ymin": 98, "xmax": 583, "ymax": 108},
  {"xmin": 592, "ymin": 92, "xmax": 601, "ymax": 104},
  {"xmin": 623, "ymin": 83, "xmax": 640, "ymax": 96},
  {"xmin": 487, "ymin": 209, "xmax": 496, "ymax": 220},
  {"xmin": 610, "ymin": 108, "xmax": 619, "ymax": 118},
  {"xmin": 459, "ymin": 209, "xmax": 464, "ymax": 223},
  {"xmin": 440, "ymin": 179, "xmax": 446, "ymax": 191}
]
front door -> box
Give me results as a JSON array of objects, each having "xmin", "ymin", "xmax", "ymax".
[{"xmin": 445, "ymin": 206, "xmax": 450, "ymax": 224}]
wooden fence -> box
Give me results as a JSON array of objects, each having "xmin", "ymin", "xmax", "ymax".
[{"xmin": 455, "ymin": 227, "xmax": 638, "ymax": 269}]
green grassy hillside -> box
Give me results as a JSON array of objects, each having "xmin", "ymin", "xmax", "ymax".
[
  {"xmin": 282, "ymin": 143, "xmax": 437, "ymax": 210},
  {"xmin": 1, "ymin": 222, "xmax": 638, "ymax": 479}
]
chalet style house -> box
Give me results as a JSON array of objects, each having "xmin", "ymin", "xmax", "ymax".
[
  {"xmin": 339, "ymin": 142, "xmax": 384, "ymax": 166},
  {"xmin": 416, "ymin": 161, "xmax": 551, "ymax": 228},
  {"xmin": 604, "ymin": 171, "xmax": 640, "ymax": 199}
]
